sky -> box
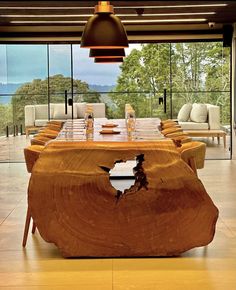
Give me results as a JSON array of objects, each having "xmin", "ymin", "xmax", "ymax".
[{"xmin": 0, "ymin": 44, "xmax": 142, "ymax": 86}]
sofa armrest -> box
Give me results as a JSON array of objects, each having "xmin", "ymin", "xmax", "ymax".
[
  {"xmin": 207, "ymin": 105, "xmax": 220, "ymax": 130},
  {"xmin": 25, "ymin": 105, "xmax": 35, "ymax": 127}
]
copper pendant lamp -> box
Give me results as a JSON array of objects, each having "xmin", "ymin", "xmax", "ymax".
[
  {"xmin": 80, "ymin": 1, "xmax": 129, "ymax": 49},
  {"xmin": 89, "ymin": 48, "xmax": 125, "ymax": 58},
  {"xmin": 94, "ymin": 57, "xmax": 123, "ymax": 63}
]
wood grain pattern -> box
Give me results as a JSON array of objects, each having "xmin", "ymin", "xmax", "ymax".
[{"xmin": 28, "ymin": 140, "xmax": 218, "ymax": 257}]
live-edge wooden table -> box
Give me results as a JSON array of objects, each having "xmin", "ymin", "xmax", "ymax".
[{"xmin": 27, "ymin": 118, "xmax": 218, "ymax": 257}]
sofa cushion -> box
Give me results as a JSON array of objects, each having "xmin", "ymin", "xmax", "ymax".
[
  {"xmin": 35, "ymin": 105, "xmax": 49, "ymax": 120},
  {"xmin": 76, "ymin": 103, "xmax": 87, "ymax": 118},
  {"xmin": 179, "ymin": 121, "xmax": 209, "ymax": 130},
  {"xmin": 35, "ymin": 119, "xmax": 49, "ymax": 127},
  {"xmin": 177, "ymin": 103, "xmax": 192, "ymax": 122},
  {"xmin": 190, "ymin": 103, "xmax": 208, "ymax": 123},
  {"xmin": 52, "ymin": 104, "xmax": 77, "ymax": 119},
  {"xmin": 89, "ymin": 103, "xmax": 106, "ymax": 118},
  {"xmin": 35, "ymin": 104, "xmax": 54, "ymax": 119}
]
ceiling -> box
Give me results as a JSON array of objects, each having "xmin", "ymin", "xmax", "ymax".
[{"xmin": 0, "ymin": 1, "xmax": 235, "ymax": 43}]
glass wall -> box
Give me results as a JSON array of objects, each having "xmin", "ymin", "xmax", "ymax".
[
  {"xmin": 0, "ymin": 42, "xmax": 232, "ymax": 162},
  {"xmin": 72, "ymin": 44, "xmax": 122, "ymax": 106},
  {"xmin": 169, "ymin": 43, "xmax": 231, "ymax": 160},
  {"xmin": 0, "ymin": 45, "xmax": 48, "ymax": 161},
  {"xmin": 48, "ymin": 45, "xmax": 73, "ymax": 120},
  {"xmin": 170, "ymin": 43, "xmax": 230, "ymax": 122},
  {"xmin": 49, "ymin": 45, "xmax": 72, "ymax": 103},
  {"xmin": 106, "ymin": 43, "xmax": 171, "ymax": 120}
]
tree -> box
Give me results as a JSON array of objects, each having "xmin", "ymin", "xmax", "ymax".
[
  {"xmin": 170, "ymin": 42, "xmax": 230, "ymax": 122},
  {"xmin": 204, "ymin": 45, "xmax": 230, "ymax": 124},
  {"xmin": 11, "ymin": 74, "xmax": 101, "ymax": 126},
  {"xmin": 0, "ymin": 104, "xmax": 12, "ymax": 136},
  {"xmin": 109, "ymin": 44, "xmax": 171, "ymax": 119},
  {"xmin": 109, "ymin": 42, "xmax": 230, "ymax": 124}
]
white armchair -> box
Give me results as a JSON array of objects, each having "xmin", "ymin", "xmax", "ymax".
[
  {"xmin": 177, "ymin": 103, "xmax": 226, "ymax": 148},
  {"xmin": 177, "ymin": 103, "xmax": 220, "ymax": 130}
]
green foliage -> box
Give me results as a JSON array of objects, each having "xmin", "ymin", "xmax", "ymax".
[
  {"xmin": 109, "ymin": 42, "xmax": 230, "ymax": 124},
  {"xmin": 0, "ymin": 104, "xmax": 13, "ymax": 135},
  {"xmin": 0, "ymin": 43, "xmax": 231, "ymax": 137},
  {"xmin": 11, "ymin": 74, "xmax": 101, "ymax": 126},
  {"xmin": 109, "ymin": 44, "xmax": 173, "ymax": 119}
]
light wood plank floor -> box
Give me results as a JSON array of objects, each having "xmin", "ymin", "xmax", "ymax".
[{"xmin": 0, "ymin": 159, "xmax": 236, "ymax": 289}]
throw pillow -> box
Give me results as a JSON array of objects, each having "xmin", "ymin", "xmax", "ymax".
[
  {"xmin": 177, "ymin": 103, "xmax": 192, "ymax": 122},
  {"xmin": 190, "ymin": 103, "xmax": 208, "ymax": 123}
]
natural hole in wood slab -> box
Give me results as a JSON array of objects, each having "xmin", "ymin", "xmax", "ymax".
[{"xmin": 101, "ymin": 154, "xmax": 148, "ymax": 201}]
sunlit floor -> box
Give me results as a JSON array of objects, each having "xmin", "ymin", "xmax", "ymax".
[{"xmin": 0, "ymin": 159, "xmax": 236, "ymax": 289}]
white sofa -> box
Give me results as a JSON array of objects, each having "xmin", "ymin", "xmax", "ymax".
[
  {"xmin": 177, "ymin": 103, "xmax": 220, "ymax": 130},
  {"xmin": 25, "ymin": 103, "xmax": 106, "ymax": 128}
]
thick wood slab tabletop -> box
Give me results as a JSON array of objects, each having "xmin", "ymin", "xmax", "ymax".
[
  {"xmin": 28, "ymin": 120, "xmax": 219, "ymax": 257},
  {"xmin": 54, "ymin": 118, "xmax": 164, "ymax": 143}
]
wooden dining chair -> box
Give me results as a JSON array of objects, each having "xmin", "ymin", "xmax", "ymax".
[
  {"xmin": 31, "ymin": 135, "xmax": 51, "ymax": 146},
  {"xmin": 37, "ymin": 129, "xmax": 59, "ymax": 139},
  {"xmin": 23, "ymin": 145, "xmax": 44, "ymax": 247},
  {"xmin": 160, "ymin": 119, "xmax": 176, "ymax": 125},
  {"xmin": 177, "ymin": 141, "xmax": 206, "ymax": 176},
  {"xmin": 47, "ymin": 120, "xmax": 64, "ymax": 127},
  {"xmin": 35, "ymin": 133, "xmax": 57, "ymax": 139},
  {"xmin": 161, "ymin": 126, "xmax": 183, "ymax": 136},
  {"xmin": 166, "ymin": 132, "xmax": 192, "ymax": 143},
  {"xmin": 161, "ymin": 123, "xmax": 181, "ymax": 130},
  {"xmin": 45, "ymin": 124, "xmax": 62, "ymax": 132},
  {"xmin": 39, "ymin": 127, "xmax": 60, "ymax": 135},
  {"xmin": 165, "ymin": 131, "xmax": 188, "ymax": 138},
  {"xmin": 160, "ymin": 119, "xmax": 178, "ymax": 128}
]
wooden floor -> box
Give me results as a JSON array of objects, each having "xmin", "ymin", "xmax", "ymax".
[
  {"xmin": 0, "ymin": 135, "xmax": 31, "ymax": 162},
  {"xmin": 0, "ymin": 158, "xmax": 236, "ymax": 289}
]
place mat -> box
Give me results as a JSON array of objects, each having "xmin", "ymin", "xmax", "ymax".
[
  {"xmin": 99, "ymin": 130, "xmax": 121, "ymax": 134},
  {"xmin": 101, "ymin": 123, "xmax": 118, "ymax": 128}
]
